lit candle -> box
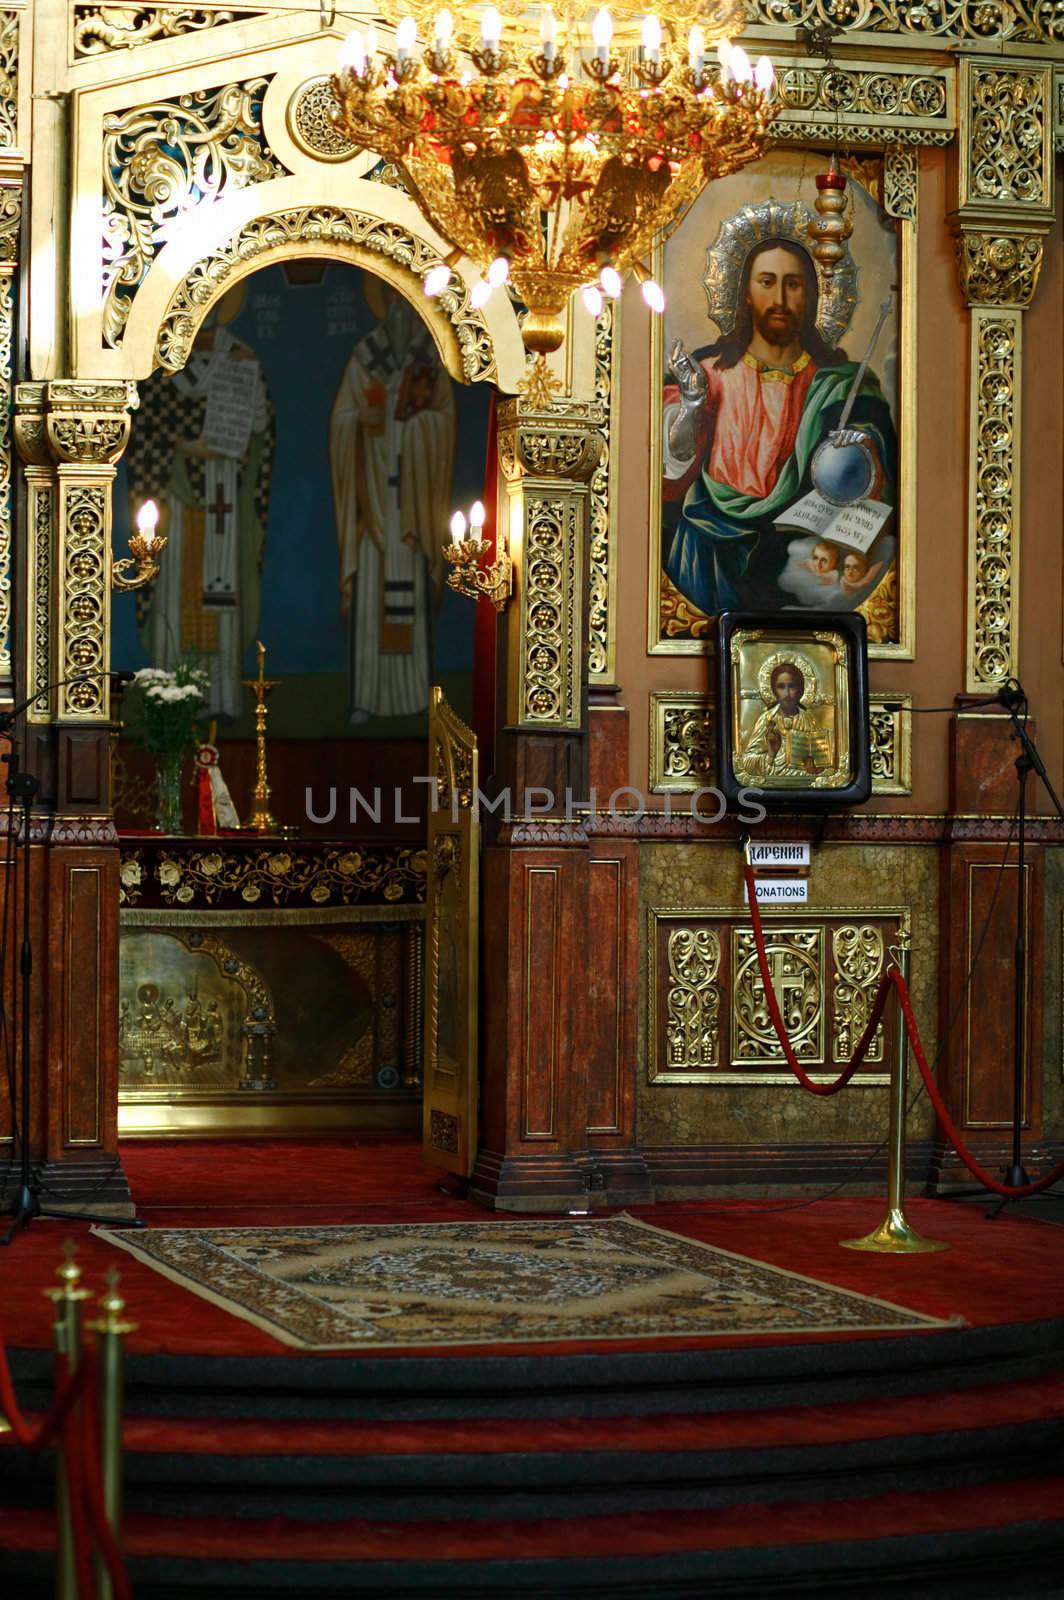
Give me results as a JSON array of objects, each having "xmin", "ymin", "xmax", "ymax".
[
  {"xmin": 641, "ymin": 276, "xmax": 665, "ymax": 313},
  {"xmin": 487, "ymin": 256, "xmax": 510, "ymax": 288},
  {"xmin": 339, "ymin": 28, "xmax": 365, "ymax": 73},
  {"xmin": 480, "ymin": 5, "xmax": 502, "ymax": 48},
  {"xmin": 540, "ymin": 6, "xmax": 557, "ymax": 61},
  {"xmin": 450, "ymin": 510, "xmax": 467, "ymax": 544},
  {"xmin": 433, "ymin": 8, "xmax": 453, "ymax": 50},
  {"xmin": 469, "ymin": 500, "xmax": 487, "ymax": 540},
  {"xmin": 137, "ymin": 499, "xmax": 160, "ymax": 549},
  {"xmin": 717, "ymin": 36, "xmax": 731, "ymax": 84},
  {"xmin": 641, "ymin": 14, "xmax": 661, "ymax": 65},
  {"xmin": 591, "ymin": 8, "xmax": 612, "ymax": 66},
  {"xmin": 423, "ymin": 263, "xmax": 451, "ymax": 297},
  {"xmin": 730, "ymin": 44, "xmax": 752, "ymax": 83},
  {"xmin": 599, "ymin": 263, "xmax": 622, "ymax": 298},
  {"xmin": 687, "ymin": 25, "xmax": 704, "ymax": 75},
  {"xmin": 582, "ymin": 284, "xmax": 604, "ymax": 316},
  {"xmin": 365, "ymin": 25, "xmax": 378, "ymax": 63},
  {"xmin": 754, "ymin": 54, "xmax": 774, "ymax": 91},
  {"xmin": 396, "ymin": 16, "xmax": 416, "ymax": 62}
]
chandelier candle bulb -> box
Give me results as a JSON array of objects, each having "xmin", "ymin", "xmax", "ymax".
[
  {"xmin": 600, "ymin": 264, "xmax": 622, "ymax": 298},
  {"xmin": 449, "ymin": 510, "xmax": 467, "ymax": 543},
  {"xmin": 755, "ymin": 54, "xmax": 775, "ymax": 92},
  {"xmin": 582, "ymin": 284, "xmax": 604, "ymax": 315},
  {"xmin": 470, "ymin": 278, "xmax": 492, "ymax": 308},
  {"xmin": 396, "ymin": 16, "xmax": 416, "ymax": 62},
  {"xmin": 137, "ymin": 499, "xmax": 160, "ymax": 544},
  {"xmin": 592, "ymin": 8, "xmax": 612, "ymax": 65},
  {"xmin": 434, "ymin": 7, "xmax": 452, "ymax": 46},
  {"xmin": 422, "ymin": 263, "xmax": 451, "ymax": 296},
  {"xmin": 339, "ymin": 29, "xmax": 365, "ymax": 73},
  {"xmin": 540, "ymin": 7, "xmax": 557, "ymax": 60},
  {"xmin": 469, "ymin": 500, "xmax": 486, "ymax": 539},
  {"xmin": 730, "ymin": 45, "xmax": 752, "ymax": 84},
  {"xmin": 487, "ymin": 256, "xmax": 510, "ymax": 288},
  {"xmin": 641, "ymin": 14, "xmax": 661, "ymax": 64},
  {"xmin": 688, "ymin": 25, "xmax": 704, "ymax": 74},
  {"xmin": 642, "ymin": 277, "xmax": 665, "ymax": 312},
  {"xmin": 480, "ymin": 5, "xmax": 502, "ymax": 47}
]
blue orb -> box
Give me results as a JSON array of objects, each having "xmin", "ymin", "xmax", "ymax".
[{"xmin": 811, "ymin": 438, "xmax": 875, "ymax": 506}]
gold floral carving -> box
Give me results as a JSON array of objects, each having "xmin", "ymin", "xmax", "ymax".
[
  {"xmin": 155, "ymin": 207, "xmax": 497, "ymax": 384},
  {"xmin": 0, "ymin": 11, "xmax": 16, "ymax": 151},
  {"xmin": 60, "ymin": 486, "xmax": 108, "ymax": 718},
  {"xmin": 119, "ymin": 845, "xmax": 428, "ymax": 908},
  {"xmin": 665, "ymin": 928, "xmax": 721, "ymax": 1071},
  {"xmin": 102, "ymin": 80, "xmax": 283, "ymax": 348},
  {"xmin": 832, "ymin": 925, "xmax": 886, "ymax": 1064},
  {"xmin": 0, "ymin": 268, "xmax": 13, "ymax": 681},
  {"xmin": 45, "ymin": 381, "xmax": 139, "ymax": 466},
  {"xmin": 522, "ymin": 496, "xmax": 579, "ymax": 726},
  {"xmin": 588, "ymin": 303, "xmax": 615, "ymax": 683},
  {"xmin": 960, "ymin": 63, "xmax": 1051, "ymax": 212},
  {"xmin": 883, "ymin": 148, "xmax": 918, "ymax": 221},
  {"xmin": 869, "ymin": 694, "xmax": 912, "ymax": 796},
  {"xmin": 430, "ymin": 1109, "xmax": 460, "ymax": 1154},
  {"xmin": 27, "ymin": 482, "xmax": 54, "ymax": 720},
  {"xmin": 732, "ymin": 927, "xmax": 824, "ymax": 1066},
  {"xmin": 772, "ymin": 62, "xmax": 951, "ymax": 147},
  {"xmin": 968, "ymin": 311, "xmax": 1019, "ymax": 688},
  {"xmin": 649, "ymin": 692, "xmax": 715, "ymax": 794},
  {"xmin": 743, "ymin": 0, "xmax": 1064, "ymax": 44},
  {"xmin": 659, "ymin": 570, "xmax": 712, "ymax": 642},
  {"xmin": 74, "ymin": 5, "xmax": 265, "ymax": 57},
  {"xmin": 856, "ymin": 564, "xmax": 899, "ymax": 646},
  {"xmin": 956, "ymin": 232, "xmax": 1044, "ymax": 308}
]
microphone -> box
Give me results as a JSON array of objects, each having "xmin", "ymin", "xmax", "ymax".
[{"xmin": 110, "ymin": 669, "xmax": 136, "ymax": 685}]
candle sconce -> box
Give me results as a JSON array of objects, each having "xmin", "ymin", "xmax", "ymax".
[
  {"xmin": 113, "ymin": 500, "xmax": 167, "ymax": 592},
  {"xmin": 443, "ymin": 502, "xmax": 513, "ymax": 613}
]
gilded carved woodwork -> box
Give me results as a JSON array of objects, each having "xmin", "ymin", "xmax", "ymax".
[
  {"xmin": 59, "ymin": 483, "xmax": 109, "ymax": 718},
  {"xmin": 771, "ymin": 59, "xmax": 953, "ymax": 147},
  {"xmin": 883, "ymin": 147, "xmax": 918, "ymax": 221},
  {"xmin": 286, "ymin": 76, "xmax": 357, "ymax": 163},
  {"xmin": 665, "ymin": 928, "xmax": 721, "ymax": 1072},
  {"xmin": 102, "ymin": 79, "xmax": 283, "ymax": 348},
  {"xmin": 967, "ymin": 310, "xmax": 1020, "ymax": 689},
  {"xmin": 649, "ymin": 692, "xmax": 715, "ymax": 794},
  {"xmin": 733, "ymin": 927, "xmax": 824, "ymax": 1066},
  {"xmin": 743, "ymin": 0, "xmax": 1064, "ymax": 43},
  {"xmin": 154, "ymin": 205, "xmax": 498, "ymax": 384},
  {"xmin": 832, "ymin": 925, "xmax": 886, "ymax": 1064},
  {"xmin": 648, "ymin": 908, "xmax": 905, "ymax": 1084},
  {"xmin": 118, "ymin": 843, "xmax": 428, "ymax": 909},
  {"xmin": 498, "ymin": 400, "xmax": 601, "ymax": 731},
  {"xmin": 74, "ymin": 5, "xmax": 267, "ymax": 58},
  {"xmin": 587, "ymin": 303, "xmax": 616, "ymax": 684},
  {"xmin": 15, "ymin": 384, "xmax": 55, "ymax": 722},
  {"xmin": 956, "ymin": 61, "xmax": 1052, "ymax": 216},
  {"xmin": 956, "ymin": 231, "xmax": 1044, "ymax": 308},
  {"xmin": 868, "ymin": 694, "xmax": 912, "ymax": 797},
  {"xmin": 0, "ymin": 10, "xmax": 16, "ymax": 151},
  {"xmin": 0, "ymin": 184, "xmax": 17, "ymax": 684}
]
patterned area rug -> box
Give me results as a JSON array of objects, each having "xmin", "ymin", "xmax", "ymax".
[{"xmin": 94, "ymin": 1216, "xmax": 953, "ymax": 1351}]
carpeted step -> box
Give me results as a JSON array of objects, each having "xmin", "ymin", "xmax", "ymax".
[
  {"xmin": 3, "ymin": 1375, "xmax": 1062, "ymax": 1522},
  {"xmin": 2, "ymin": 1475, "xmax": 1064, "ymax": 1597}
]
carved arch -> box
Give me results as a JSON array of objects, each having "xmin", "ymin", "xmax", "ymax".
[{"xmin": 96, "ymin": 174, "xmax": 527, "ymax": 391}]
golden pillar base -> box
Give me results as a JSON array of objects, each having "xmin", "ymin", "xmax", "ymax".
[{"xmin": 841, "ymin": 1208, "xmax": 950, "ymax": 1254}]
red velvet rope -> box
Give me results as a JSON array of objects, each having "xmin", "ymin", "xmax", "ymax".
[
  {"xmin": 743, "ymin": 861, "xmax": 1064, "ymax": 1198},
  {"xmin": 742, "ymin": 863, "xmax": 893, "ymax": 1094},
  {"xmin": 890, "ymin": 968, "xmax": 1064, "ymax": 1199},
  {"xmin": 0, "ymin": 1339, "xmax": 88, "ymax": 1448},
  {"xmin": 1, "ymin": 1340, "xmax": 132, "ymax": 1599}
]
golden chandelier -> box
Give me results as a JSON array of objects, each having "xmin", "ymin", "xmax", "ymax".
[{"xmin": 331, "ymin": 2, "xmax": 777, "ymax": 360}]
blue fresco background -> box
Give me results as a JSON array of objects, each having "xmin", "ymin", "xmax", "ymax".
[{"xmin": 112, "ymin": 262, "xmax": 491, "ymax": 738}]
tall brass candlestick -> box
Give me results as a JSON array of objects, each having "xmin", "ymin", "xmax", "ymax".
[{"xmin": 241, "ymin": 639, "xmax": 279, "ymax": 833}]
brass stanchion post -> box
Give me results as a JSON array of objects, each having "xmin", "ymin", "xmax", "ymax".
[
  {"xmin": 841, "ymin": 936, "xmax": 949, "ymax": 1255},
  {"xmin": 46, "ymin": 1242, "xmax": 91, "ymax": 1600},
  {"xmin": 87, "ymin": 1269, "xmax": 134, "ymax": 1600}
]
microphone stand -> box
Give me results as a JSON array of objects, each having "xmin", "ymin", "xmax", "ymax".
[
  {"xmin": 901, "ymin": 682, "xmax": 1064, "ymax": 1211},
  {"xmin": 1, "ymin": 669, "xmax": 147, "ymax": 1244}
]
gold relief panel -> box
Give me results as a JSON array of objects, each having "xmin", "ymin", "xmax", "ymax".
[
  {"xmin": 771, "ymin": 59, "xmax": 953, "ymax": 148},
  {"xmin": 956, "ymin": 60, "xmax": 1053, "ymax": 220},
  {"xmin": 648, "ymin": 907, "xmax": 903, "ymax": 1085},
  {"xmin": 649, "ymin": 691, "xmax": 715, "ymax": 794},
  {"xmin": 0, "ymin": 10, "xmax": 16, "ymax": 151},
  {"xmin": 59, "ymin": 484, "xmax": 108, "ymax": 720},
  {"xmin": 588, "ymin": 301, "xmax": 618, "ymax": 684},
  {"xmin": 869, "ymin": 693, "xmax": 912, "ymax": 796},
  {"xmin": 73, "ymin": 6, "xmax": 269, "ymax": 59},
  {"xmin": 101, "ymin": 79, "xmax": 284, "ymax": 348},
  {"xmin": 732, "ymin": 926, "xmax": 824, "ymax": 1066},
  {"xmin": 956, "ymin": 232, "xmax": 1044, "ymax": 309},
  {"xmin": 744, "ymin": 0, "xmax": 1064, "ymax": 43},
  {"xmin": 967, "ymin": 309, "xmax": 1020, "ymax": 690}
]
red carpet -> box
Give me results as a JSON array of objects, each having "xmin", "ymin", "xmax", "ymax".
[
  {"xmin": 0, "ymin": 1138, "xmax": 1061, "ymax": 1357},
  {"xmin": 1, "ymin": 1139, "xmax": 1061, "ymax": 1597}
]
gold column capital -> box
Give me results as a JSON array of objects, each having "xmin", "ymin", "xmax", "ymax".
[
  {"xmin": 497, "ymin": 399, "xmax": 604, "ymax": 485},
  {"xmin": 44, "ymin": 379, "xmax": 139, "ymax": 468},
  {"xmin": 954, "ymin": 228, "xmax": 1046, "ymax": 310}
]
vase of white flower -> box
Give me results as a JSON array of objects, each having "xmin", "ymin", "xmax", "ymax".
[{"xmin": 126, "ymin": 664, "xmax": 210, "ymax": 835}]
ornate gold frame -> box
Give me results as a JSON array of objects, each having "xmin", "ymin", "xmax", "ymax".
[
  {"xmin": 647, "ymin": 147, "xmax": 918, "ymax": 661},
  {"xmin": 646, "ymin": 904, "xmax": 910, "ymax": 1085}
]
